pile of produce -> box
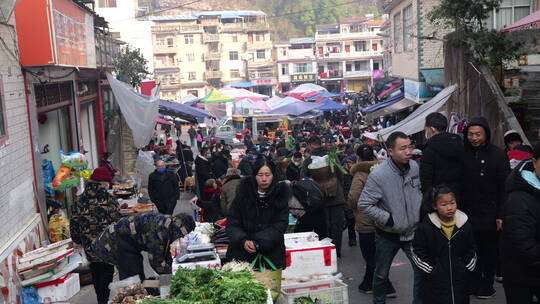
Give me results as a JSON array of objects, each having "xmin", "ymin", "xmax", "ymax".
[
  {"xmin": 143, "ymin": 267, "xmax": 268, "ymax": 304},
  {"xmin": 110, "ymin": 283, "xmax": 148, "ymax": 304}
]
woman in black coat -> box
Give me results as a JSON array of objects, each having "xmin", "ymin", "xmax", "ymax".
[{"xmin": 226, "ymin": 159, "xmax": 291, "ymax": 269}]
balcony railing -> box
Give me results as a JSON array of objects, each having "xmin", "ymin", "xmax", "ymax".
[
  {"xmin": 153, "ymin": 25, "xmax": 202, "ymax": 33},
  {"xmin": 205, "ymin": 71, "xmax": 222, "ymax": 79},
  {"xmin": 319, "ymin": 70, "xmax": 343, "ymax": 79},
  {"xmin": 244, "ymin": 22, "xmax": 270, "ymax": 31},
  {"xmin": 344, "ymin": 70, "xmax": 372, "ymax": 78},
  {"xmin": 153, "ymin": 45, "xmax": 176, "ymax": 54},
  {"xmin": 204, "ymin": 52, "xmax": 221, "ymax": 61},
  {"xmin": 203, "ymin": 34, "xmax": 220, "ymax": 43},
  {"xmin": 246, "ymin": 41, "xmax": 273, "ymax": 50},
  {"xmin": 315, "ymin": 31, "xmax": 381, "ymax": 40},
  {"xmin": 222, "ymin": 23, "xmax": 244, "ymax": 32},
  {"xmin": 317, "ymin": 50, "xmax": 383, "ymax": 59}
]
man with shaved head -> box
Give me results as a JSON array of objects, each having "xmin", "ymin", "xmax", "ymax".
[{"xmin": 148, "ymin": 160, "xmax": 180, "ymax": 214}]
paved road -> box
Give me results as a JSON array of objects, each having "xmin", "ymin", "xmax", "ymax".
[{"xmin": 71, "ymin": 193, "xmax": 507, "ymax": 304}]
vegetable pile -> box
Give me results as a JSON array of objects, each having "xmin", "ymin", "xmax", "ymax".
[{"xmin": 143, "ymin": 267, "xmax": 268, "ymax": 304}]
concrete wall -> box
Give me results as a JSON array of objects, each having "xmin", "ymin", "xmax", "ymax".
[
  {"xmin": 390, "ymin": 0, "xmax": 419, "ymax": 80},
  {"xmin": 0, "ymin": 16, "xmax": 44, "ymax": 303}
]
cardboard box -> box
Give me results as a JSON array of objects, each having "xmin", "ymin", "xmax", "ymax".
[
  {"xmin": 282, "ymin": 241, "xmax": 337, "ymax": 279},
  {"xmin": 37, "ymin": 273, "xmax": 80, "ymax": 303}
]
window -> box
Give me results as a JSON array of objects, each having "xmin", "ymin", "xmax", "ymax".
[
  {"xmin": 350, "ymin": 24, "xmax": 364, "ymax": 33},
  {"xmin": 393, "ymin": 12, "xmax": 403, "ymax": 53},
  {"xmin": 403, "ymin": 5, "xmax": 414, "ymax": 52},
  {"xmin": 98, "ymin": 0, "xmax": 116, "ymax": 7},
  {"xmin": 184, "ymin": 34, "xmax": 194, "ymax": 44},
  {"xmin": 229, "ymin": 51, "xmax": 239, "ymax": 60},
  {"xmin": 354, "ymin": 41, "xmax": 367, "ymax": 52},
  {"xmin": 167, "ymin": 38, "xmax": 174, "ymax": 47},
  {"xmin": 346, "ymin": 63, "xmax": 352, "ymax": 72},
  {"xmin": 373, "ymin": 62, "xmax": 380, "ymax": 70},
  {"xmin": 155, "ymin": 55, "xmax": 166, "ymax": 65},
  {"xmin": 188, "ymin": 72, "xmax": 196, "ymax": 80},
  {"xmin": 256, "ymin": 50, "xmax": 266, "ymax": 59},
  {"xmin": 491, "ymin": 0, "xmax": 531, "ymax": 29},
  {"xmin": 255, "ymin": 33, "xmax": 265, "ymax": 41},
  {"xmin": 167, "ymin": 55, "xmax": 175, "ymax": 65},
  {"xmin": 232, "ymin": 34, "xmax": 238, "ymax": 42},
  {"xmin": 293, "ymin": 63, "xmax": 312, "ymax": 73},
  {"xmin": 230, "ymin": 69, "xmax": 241, "ymax": 78},
  {"xmin": 186, "ymin": 53, "xmax": 195, "ymax": 62},
  {"xmin": 354, "ymin": 61, "xmax": 369, "ymax": 71},
  {"xmin": 281, "ymin": 64, "xmax": 289, "ymax": 75}
]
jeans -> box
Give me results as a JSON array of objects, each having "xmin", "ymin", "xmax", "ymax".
[
  {"xmin": 190, "ymin": 137, "xmax": 196, "ymax": 148},
  {"xmin": 325, "ymin": 205, "xmax": 344, "ymax": 258},
  {"xmin": 90, "ymin": 262, "xmax": 115, "ymax": 304},
  {"xmin": 358, "ymin": 233, "xmax": 376, "ymax": 284},
  {"xmin": 373, "ymin": 233, "xmax": 422, "ymax": 304}
]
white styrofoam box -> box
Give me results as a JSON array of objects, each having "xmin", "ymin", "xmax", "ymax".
[
  {"xmin": 284, "ymin": 232, "xmax": 319, "ymax": 247},
  {"xmin": 37, "ymin": 273, "xmax": 80, "ymax": 303},
  {"xmin": 172, "ymin": 255, "xmax": 221, "ymax": 274},
  {"xmin": 278, "ymin": 279, "xmax": 348, "ymax": 304},
  {"xmin": 282, "ymin": 241, "xmax": 337, "ymax": 279}
]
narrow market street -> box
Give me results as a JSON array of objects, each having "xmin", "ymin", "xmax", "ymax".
[{"xmin": 71, "ymin": 190, "xmax": 507, "ymax": 304}]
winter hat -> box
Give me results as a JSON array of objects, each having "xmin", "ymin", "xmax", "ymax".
[
  {"xmin": 504, "ymin": 130, "xmax": 522, "ymax": 146},
  {"xmin": 91, "ymin": 167, "xmax": 113, "ymax": 182},
  {"xmin": 277, "ymin": 147, "xmax": 290, "ymax": 158},
  {"xmin": 345, "ymin": 154, "xmax": 358, "ymax": 164}
]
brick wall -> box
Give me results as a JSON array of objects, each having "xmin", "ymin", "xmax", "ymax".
[
  {"xmin": 0, "ymin": 19, "xmax": 39, "ymax": 252},
  {"xmin": 418, "ymin": 0, "xmax": 448, "ymax": 70}
]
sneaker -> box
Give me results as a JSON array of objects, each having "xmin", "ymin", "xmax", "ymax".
[
  {"xmin": 476, "ymin": 287, "xmax": 496, "ymax": 299},
  {"xmin": 358, "ymin": 281, "xmax": 372, "ymax": 294},
  {"xmin": 495, "ymin": 276, "xmax": 503, "ymax": 283},
  {"xmin": 386, "ymin": 283, "xmax": 397, "ymax": 298}
]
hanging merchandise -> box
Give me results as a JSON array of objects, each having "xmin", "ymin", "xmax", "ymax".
[
  {"xmin": 42, "ymin": 160, "xmax": 56, "ymax": 196},
  {"xmin": 48, "ymin": 211, "xmax": 70, "ymax": 243},
  {"xmin": 50, "ymin": 151, "xmax": 89, "ymax": 191},
  {"xmin": 60, "ymin": 151, "xmax": 88, "ymax": 168}
]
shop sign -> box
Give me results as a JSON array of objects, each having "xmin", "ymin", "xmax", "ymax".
[
  {"xmin": 251, "ymin": 79, "xmax": 277, "ymax": 86},
  {"xmin": 291, "ymin": 74, "xmax": 316, "ymax": 82}
]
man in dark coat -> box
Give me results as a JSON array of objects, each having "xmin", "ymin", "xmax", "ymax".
[
  {"xmin": 148, "ymin": 160, "xmax": 180, "ymax": 215},
  {"xmin": 211, "ymin": 150, "xmax": 229, "ymax": 179},
  {"xmin": 461, "ymin": 117, "xmax": 511, "ymax": 299},
  {"xmin": 501, "ymin": 143, "xmax": 540, "ymax": 304},
  {"xmin": 195, "ymin": 147, "xmax": 214, "ymax": 198},
  {"xmin": 301, "ymin": 135, "xmax": 346, "ymax": 257},
  {"xmin": 420, "ymin": 112, "xmax": 464, "ymax": 195},
  {"xmin": 286, "ymin": 152, "xmax": 303, "ymax": 182}
]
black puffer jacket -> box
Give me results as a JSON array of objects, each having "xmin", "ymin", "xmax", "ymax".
[
  {"xmin": 211, "ymin": 152, "xmax": 229, "ymax": 179},
  {"xmin": 461, "ymin": 117, "xmax": 510, "ymax": 231},
  {"xmin": 195, "ymin": 155, "xmax": 214, "ymax": 189},
  {"xmin": 412, "ymin": 211, "xmax": 477, "ymax": 304},
  {"xmin": 148, "ymin": 170, "xmax": 180, "ymax": 203},
  {"xmin": 226, "ymin": 178, "xmax": 290, "ymax": 269},
  {"xmin": 501, "ymin": 159, "xmax": 540, "ymax": 286},
  {"xmin": 420, "ymin": 132, "xmax": 464, "ymax": 195}
]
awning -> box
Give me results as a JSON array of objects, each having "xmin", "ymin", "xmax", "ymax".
[
  {"xmin": 363, "ymin": 84, "xmax": 457, "ymax": 141},
  {"xmin": 227, "ymin": 82, "xmax": 255, "ymax": 88},
  {"xmin": 363, "ymin": 92, "xmax": 405, "ymax": 113},
  {"xmin": 159, "ymin": 100, "xmax": 214, "ymax": 119},
  {"xmin": 502, "ymin": 10, "xmax": 540, "ymax": 32},
  {"xmin": 156, "ymin": 117, "xmax": 174, "ymax": 126},
  {"xmin": 421, "ymin": 69, "xmax": 445, "ymax": 87},
  {"xmin": 365, "ymin": 98, "xmax": 418, "ymax": 120}
]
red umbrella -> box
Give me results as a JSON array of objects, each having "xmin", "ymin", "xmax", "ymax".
[{"xmin": 156, "ymin": 117, "xmax": 174, "ymax": 126}]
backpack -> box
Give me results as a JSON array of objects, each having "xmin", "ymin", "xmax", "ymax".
[{"xmin": 292, "ymin": 177, "xmax": 326, "ymax": 213}]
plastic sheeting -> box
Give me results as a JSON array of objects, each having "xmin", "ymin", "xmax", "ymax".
[
  {"xmin": 362, "ymin": 84, "xmax": 457, "ymax": 141},
  {"xmin": 106, "ymin": 73, "xmax": 160, "ymax": 148},
  {"xmin": 136, "ymin": 150, "xmax": 155, "ymax": 190}
]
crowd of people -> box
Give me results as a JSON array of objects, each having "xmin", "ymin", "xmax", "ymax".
[{"xmin": 68, "ymin": 108, "xmax": 540, "ymax": 304}]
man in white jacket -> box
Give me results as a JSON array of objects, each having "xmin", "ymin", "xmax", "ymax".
[{"xmin": 358, "ymin": 131, "xmax": 423, "ymax": 304}]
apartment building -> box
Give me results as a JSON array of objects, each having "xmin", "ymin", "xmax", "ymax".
[
  {"xmin": 275, "ymin": 37, "xmax": 318, "ymax": 93},
  {"xmin": 150, "ymin": 11, "xmax": 276, "ymax": 99},
  {"xmin": 315, "ymin": 16, "xmax": 385, "ymax": 93}
]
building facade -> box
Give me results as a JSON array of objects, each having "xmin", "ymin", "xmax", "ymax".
[
  {"xmin": 150, "ymin": 11, "xmax": 276, "ymax": 99},
  {"xmin": 315, "ymin": 16, "xmax": 385, "ymax": 93},
  {"xmin": 275, "ymin": 37, "xmax": 318, "ymax": 93}
]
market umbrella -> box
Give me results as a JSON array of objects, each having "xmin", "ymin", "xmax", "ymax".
[
  {"xmin": 268, "ymin": 101, "xmax": 322, "ymax": 116},
  {"xmin": 156, "ymin": 117, "xmax": 175, "ymax": 126},
  {"xmin": 220, "ymin": 88, "xmax": 269, "ymax": 100},
  {"xmin": 287, "ymin": 83, "xmax": 327, "ymax": 94},
  {"xmin": 268, "ymin": 96, "xmax": 302, "ymax": 109},
  {"xmin": 235, "ymin": 98, "xmax": 271, "ymax": 111},
  {"xmin": 318, "ymin": 99, "xmax": 347, "ymax": 111},
  {"xmin": 200, "ymin": 88, "xmax": 236, "ymax": 103},
  {"xmin": 310, "ymin": 91, "xmax": 344, "ymax": 100}
]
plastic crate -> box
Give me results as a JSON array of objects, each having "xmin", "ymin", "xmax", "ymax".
[
  {"xmin": 37, "ymin": 272, "xmax": 80, "ymax": 303},
  {"xmin": 278, "ymin": 279, "xmax": 348, "ymax": 304}
]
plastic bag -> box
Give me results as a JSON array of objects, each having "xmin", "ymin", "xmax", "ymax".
[
  {"xmin": 21, "ymin": 287, "xmax": 41, "ymax": 304},
  {"xmin": 251, "ymin": 254, "xmax": 282, "ymax": 302},
  {"xmin": 108, "ymin": 276, "xmax": 147, "ymax": 304},
  {"xmin": 60, "ymin": 151, "xmax": 88, "ymax": 168},
  {"xmin": 307, "ymin": 155, "xmax": 328, "ymax": 170},
  {"xmin": 136, "ymin": 151, "xmax": 155, "ymax": 189},
  {"xmin": 48, "ymin": 212, "xmax": 70, "ymax": 242}
]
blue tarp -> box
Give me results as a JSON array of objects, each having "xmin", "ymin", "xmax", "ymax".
[
  {"xmin": 362, "ymin": 93, "xmax": 405, "ymax": 114},
  {"xmin": 310, "ymin": 91, "xmax": 344, "ymax": 100},
  {"xmin": 318, "ymin": 99, "xmax": 347, "ymax": 111},
  {"xmin": 159, "ymin": 100, "xmax": 214, "ymax": 119},
  {"xmin": 268, "ymin": 102, "xmax": 322, "ymax": 116}
]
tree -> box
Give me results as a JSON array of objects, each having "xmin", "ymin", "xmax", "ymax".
[
  {"xmin": 428, "ymin": 0, "xmax": 522, "ymax": 67},
  {"xmin": 113, "ymin": 45, "xmax": 150, "ymax": 88}
]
